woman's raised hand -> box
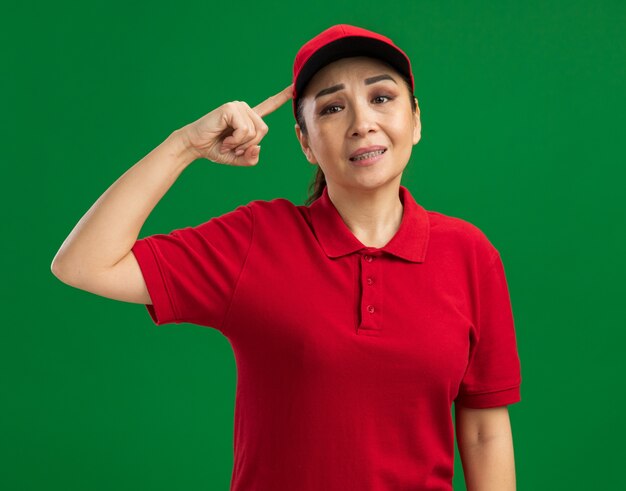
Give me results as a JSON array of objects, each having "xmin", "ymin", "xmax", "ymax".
[{"xmin": 180, "ymin": 84, "xmax": 294, "ymax": 166}]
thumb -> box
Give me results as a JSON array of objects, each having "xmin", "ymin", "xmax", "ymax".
[{"xmin": 234, "ymin": 144, "xmax": 261, "ymax": 165}]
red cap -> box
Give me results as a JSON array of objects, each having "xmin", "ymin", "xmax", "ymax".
[{"xmin": 292, "ymin": 24, "xmax": 415, "ymax": 119}]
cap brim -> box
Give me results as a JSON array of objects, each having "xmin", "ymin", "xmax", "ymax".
[{"xmin": 295, "ymin": 36, "xmax": 412, "ymax": 99}]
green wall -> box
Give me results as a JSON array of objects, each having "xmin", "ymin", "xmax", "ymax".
[{"xmin": 3, "ymin": 0, "xmax": 625, "ymax": 489}]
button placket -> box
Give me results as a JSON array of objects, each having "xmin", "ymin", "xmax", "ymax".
[{"xmin": 359, "ymin": 252, "xmax": 382, "ymax": 333}]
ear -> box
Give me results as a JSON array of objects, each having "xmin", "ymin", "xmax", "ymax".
[
  {"xmin": 294, "ymin": 123, "xmax": 318, "ymax": 164},
  {"xmin": 412, "ymin": 97, "xmax": 421, "ymax": 145}
]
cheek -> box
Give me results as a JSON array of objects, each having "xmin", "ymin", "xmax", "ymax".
[
  {"xmin": 398, "ymin": 114, "xmax": 417, "ymax": 140},
  {"xmin": 388, "ymin": 120, "xmax": 412, "ymax": 144},
  {"xmin": 310, "ymin": 126, "xmax": 340, "ymax": 152}
]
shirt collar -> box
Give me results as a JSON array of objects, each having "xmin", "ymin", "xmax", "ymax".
[{"xmin": 309, "ymin": 184, "xmax": 430, "ymax": 263}]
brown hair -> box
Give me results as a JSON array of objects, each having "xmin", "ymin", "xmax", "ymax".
[{"xmin": 296, "ymin": 67, "xmax": 417, "ymax": 206}]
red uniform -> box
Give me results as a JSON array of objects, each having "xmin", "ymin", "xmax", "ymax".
[{"xmin": 131, "ymin": 184, "xmax": 522, "ymax": 490}]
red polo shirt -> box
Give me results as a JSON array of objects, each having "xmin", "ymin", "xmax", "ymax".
[{"xmin": 131, "ymin": 184, "xmax": 522, "ymax": 491}]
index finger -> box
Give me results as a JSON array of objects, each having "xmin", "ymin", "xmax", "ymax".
[{"xmin": 252, "ymin": 83, "xmax": 294, "ymax": 118}]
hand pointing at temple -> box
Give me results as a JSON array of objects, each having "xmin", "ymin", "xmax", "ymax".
[{"xmin": 180, "ymin": 83, "xmax": 294, "ymax": 166}]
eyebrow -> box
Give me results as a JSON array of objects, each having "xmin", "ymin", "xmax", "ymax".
[{"xmin": 314, "ymin": 74, "xmax": 398, "ymax": 99}]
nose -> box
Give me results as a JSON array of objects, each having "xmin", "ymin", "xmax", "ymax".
[{"xmin": 348, "ymin": 99, "xmax": 378, "ymax": 137}]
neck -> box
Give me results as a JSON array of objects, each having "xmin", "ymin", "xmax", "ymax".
[{"xmin": 326, "ymin": 179, "xmax": 404, "ymax": 248}]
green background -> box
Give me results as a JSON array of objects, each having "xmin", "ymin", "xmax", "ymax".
[{"xmin": 3, "ymin": 0, "xmax": 625, "ymax": 489}]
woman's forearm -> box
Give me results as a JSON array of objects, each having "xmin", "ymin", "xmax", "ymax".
[
  {"xmin": 51, "ymin": 128, "xmax": 196, "ymax": 283},
  {"xmin": 458, "ymin": 434, "xmax": 517, "ymax": 491}
]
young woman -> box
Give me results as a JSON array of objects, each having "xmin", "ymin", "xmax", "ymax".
[{"xmin": 52, "ymin": 24, "xmax": 521, "ymax": 491}]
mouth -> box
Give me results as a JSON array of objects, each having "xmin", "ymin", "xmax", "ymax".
[{"xmin": 349, "ymin": 148, "xmax": 387, "ymax": 162}]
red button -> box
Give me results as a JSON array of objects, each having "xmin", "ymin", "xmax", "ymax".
[
  {"xmin": 364, "ymin": 255, "xmax": 373, "ymax": 262},
  {"xmin": 367, "ymin": 277, "xmax": 374, "ymax": 285},
  {"xmin": 367, "ymin": 305, "xmax": 375, "ymax": 314}
]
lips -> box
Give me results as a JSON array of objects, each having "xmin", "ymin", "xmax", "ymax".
[{"xmin": 349, "ymin": 145, "xmax": 387, "ymax": 160}]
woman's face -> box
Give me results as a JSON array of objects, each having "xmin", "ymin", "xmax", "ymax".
[{"xmin": 295, "ymin": 56, "xmax": 421, "ymax": 192}]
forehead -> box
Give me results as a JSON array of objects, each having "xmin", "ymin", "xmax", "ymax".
[{"xmin": 302, "ymin": 56, "xmax": 400, "ymax": 96}]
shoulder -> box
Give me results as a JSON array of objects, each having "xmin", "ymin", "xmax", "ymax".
[
  {"xmin": 427, "ymin": 209, "xmax": 492, "ymax": 243},
  {"xmin": 426, "ymin": 208, "xmax": 500, "ymax": 265},
  {"xmin": 245, "ymin": 196, "xmax": 298, "ymax": 213},
  {"xmin": 244, "ymin": 196, "xmax": 307, "ymax": 219}
]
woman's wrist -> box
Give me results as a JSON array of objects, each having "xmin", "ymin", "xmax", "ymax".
[{"xmin": 169, "ymin": 127, "xmax": 200, "ymax": 165}]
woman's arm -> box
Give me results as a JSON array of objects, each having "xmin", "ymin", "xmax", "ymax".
[
  {"xmin": 454, "ymin": 405, "xmax": 517, "ymax": 491},
  {"xmin": 51, "ymin": 86, "xmax": 289, "ymax": 285},
  {"xmin": 50, "ymin": 129, "xmax": 196, "ymax": 284}
]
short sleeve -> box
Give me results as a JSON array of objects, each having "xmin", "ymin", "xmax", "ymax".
[
  {"xmin": 455, "ymin": 251, "xmax": 522, "ymax": 408},
  {"xmin": 130, "ymin": 203, "xmax": 254, "ymax": 332}
]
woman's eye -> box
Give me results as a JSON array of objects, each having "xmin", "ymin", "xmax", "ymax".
[
  {"xmin": 320, "ymin": 104, "xmax": 342, "ymax": 115},
  {"xmin": 373, "ymin": 95, "xmax": 392, "ymax": 104},
  {"xmin": 320, "ymin": 95, "xmax": 394, "ymax": 115}
]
